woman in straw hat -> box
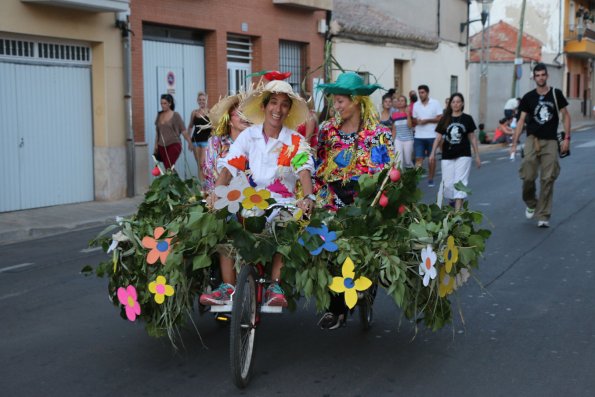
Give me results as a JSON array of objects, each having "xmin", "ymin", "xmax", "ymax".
[
  {"xmin": 204, "ymin": 78, "xmax": 315, "ymax": 307},
  {"xmin": 201, "ymin": 93, "xmax": 250, "ymax": 193},
  {"xmin": 315, "ymin": 71, "xmax": 394, "ymax": 329}
]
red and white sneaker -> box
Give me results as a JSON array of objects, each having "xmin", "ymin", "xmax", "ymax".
[
  {"xmin": 199, "ymin": 283, "xmax": 235, "ymax": 306},
  {"xmin": 265, "ymin": 283, "xmax": 288, "ymax": 307}
]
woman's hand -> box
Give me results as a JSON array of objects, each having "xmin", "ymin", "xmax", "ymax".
[
  {"xmin": 475, "ymin": 155, "xmax": 482, "ymax": 169},
  {"xmin": 297, "ymin": 197, "xmax": 314, "ymax": 216}
]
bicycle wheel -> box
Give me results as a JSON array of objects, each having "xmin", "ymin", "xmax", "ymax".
[
  {"xmin": 230, "ymin": 264, "xmax": 257, "ymax": 388},
  {"xmin": 358, "ymin": 283, "xmax": 377, "ymax": 331}
]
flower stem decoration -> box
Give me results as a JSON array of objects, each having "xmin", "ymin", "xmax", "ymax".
[
  {"xmin": 329, "ymin": 257, "xmax": 372, "ymax": 309},
  {"xmin": 148, "ymin": 275, "xmax": 175, "ymax": 304},
  {"xmin": 443, "ymin": 235, "xmax": 459, "ymax": 273},
  {"xmin": 141, "ymin": 227, "xmax": 173, "ymax": 265},
  {"xmin": 117, "ymin": 285, "xmax": 141, "ymax": 321}
]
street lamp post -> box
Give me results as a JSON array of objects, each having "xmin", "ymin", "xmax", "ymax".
[{"xmin": 477, "ymin": 0, "xmax": 493, "ymax": 127}]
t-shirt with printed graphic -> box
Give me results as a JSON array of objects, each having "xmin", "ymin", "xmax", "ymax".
[
  {"xmin": 436, "ymin": 113, "xmax": 477, "ymax": 160},
  {"xmin": 519, "ymin": 87, "xmax": 568, "ymax": 140}
]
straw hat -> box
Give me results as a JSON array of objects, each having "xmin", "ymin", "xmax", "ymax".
[
  {"xmin": 240, "ymin": 80, "xmax": 309, "ymax": 130},
  {"xmin": 208, "ymin": 93, "xmax": 246, "ymax": 136},
  {"xmin": 317, "ymin": 72, "xmax": 383, "ymax": 96}
]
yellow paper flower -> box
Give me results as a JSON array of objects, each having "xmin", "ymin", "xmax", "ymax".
[
  {"xmin": 438, "ymin": 267, "xmax": 455, "ymax": 297},
  {"xmin": 443, "ymin": 235, "xmax": 459, "ymax": 273},
  {"xmin": 148, "ymin": 275, "xmax": 175, "ymax": 304},
  {"xmin": 242, "ymin": 187, "xmax": 271, "ymax": 210},
  {"xmin": 329, "ymin": 257, "xmax": 372, "ymax": 309}
]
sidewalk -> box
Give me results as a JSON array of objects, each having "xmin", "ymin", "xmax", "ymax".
[
  {"xmin": 0, "ymin": 195, "xmax": 144, "ymax": 246},
  {"xmin": 1, "ymin": 118, "xmax": 593, "ymax": 246}
]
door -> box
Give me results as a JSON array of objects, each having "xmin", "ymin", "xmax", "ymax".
[
  {"xmin": 143, "ymin": 40, "xmax": 205, "ymax": 181},
  {"xmin": 0, "ymin": 62, "xmax": 93, "ymax": 212}
]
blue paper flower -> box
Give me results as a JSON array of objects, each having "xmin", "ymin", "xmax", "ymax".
[
  {"xmin": 333, "ymin": 150, "xmax": 352, "ymax": 168},
  {"xmin": 371, "ymin": 145, "xmax": 390, "ymax": 165},
  {"xmin": 298, "ymin": 225, "xmax": 338, "ymax": 255}
]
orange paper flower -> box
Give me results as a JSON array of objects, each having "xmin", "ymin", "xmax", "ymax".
[
  {"xmin": 278, "ymin": 135, "xmax": 301, "ymax": 166},
  {"xmin": 141, "ymin": 227, "xmax": 173, "ymax": 265},
  {"xmin": 228, "ymin": 155, "xmax": 248, "ymax": 171}
]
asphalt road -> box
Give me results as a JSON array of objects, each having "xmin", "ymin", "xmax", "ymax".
[{"xmin": 2, "ymin": 129, "xmax": 594, "ymax": 396}]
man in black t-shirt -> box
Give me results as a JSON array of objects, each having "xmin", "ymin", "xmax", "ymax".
[{"xmin": 510, "ymin": 63, "xmax": 571, "ymax": 228}]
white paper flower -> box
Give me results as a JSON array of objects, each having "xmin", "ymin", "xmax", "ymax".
[
  {"xmin": 454, "ymin": 268, "xmax": 470, "ymax": 289},
  {"xmin": 213, "ymin": 175, "xmax": 249, "ymax": 214},
  {"xmin": 107, "ymin": 231, "xmax": 129, "ymax": 253},
  {"xmin": 418, "ymin": 244, "xmax": 437, "ymax": 287}
]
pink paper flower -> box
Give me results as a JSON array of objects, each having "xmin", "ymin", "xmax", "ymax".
[{"xmin": 117, "ymin": 285, "xmax": 141, "ymax": 321}]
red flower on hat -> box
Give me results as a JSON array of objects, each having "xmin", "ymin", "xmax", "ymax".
[
  {"xmin": 228, "ymin": 155, "xmax": 248, "ymax": 171},
  {"xmin": 264, "ymin": 71, "xmax": 292, "ymax": 81}
]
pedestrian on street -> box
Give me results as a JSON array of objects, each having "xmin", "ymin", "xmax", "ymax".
[
  {"xmin": 154, "ymin": 94, "xmax": 193, "ymax": 170},
  {"xmin": 429, "ymin": 92, "xmax": 481, "ymax": 210},
  {"xmin": 412, "ymin": 84, "xmax": 442, "ymax": 187},
  {"xmin": 510, "ymin": 63, "xmax": 571, "ymax": 228},
  {"xmin": 504, "ymin": 97, "xmax": 520, "ymax": 120}
]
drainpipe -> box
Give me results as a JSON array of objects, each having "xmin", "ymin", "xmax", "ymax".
[{"xmin": 116, "ymin": 11, "xmax": 135, "ymax": 197}]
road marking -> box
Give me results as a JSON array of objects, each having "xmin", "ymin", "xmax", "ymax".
[
  {"xmin": 576, "ymin": 140, "xmax": 595, "ymax": 148},
  {"xmin": 481, "ymin": 160, "xmax": 491, "ymax": 164},
  {"xmin": 0, "ymin": 290, "xmax": 31, "ymax": 301},
  {"xmin": 80, "ymin": 247, "xmax": 102, "ymax": 253},
  {"xmin": 496, "ymin": 156, "xmax": 508, "ymax": 161},
  {"xmin": 0, "ymin": 262, "xmax": 35, "ymax": 274}
]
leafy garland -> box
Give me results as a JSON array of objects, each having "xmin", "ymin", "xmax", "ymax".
[{"xmin": 87, "ymin": 167, "xmax": 490, "ymax": 344}]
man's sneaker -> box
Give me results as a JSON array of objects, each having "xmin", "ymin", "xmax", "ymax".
[
  {"xmin": 525, "ymin": 207, "xmax": 535, "ymax": 219},
  {"xmin": 318, "ymin": 312, "xmax": 346, "ymax": 330},
  {"xmin": 428, "ymin": 180, "xmax": 435, "ymax": 188},
  {"xmin": 537, "ymin": 220, "xmax": 550, "ymax": 228},
  {"xmin": 199, "ymin": 283, "xmax": 234, "ymax": 305},
  {"xmin": 265, "ymin": 283, "xmax": 287, "ymax": 307}
]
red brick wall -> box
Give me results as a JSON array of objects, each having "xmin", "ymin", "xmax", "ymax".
[
  {"xmin": 130, "ymin": 0, "xmax": 326, "ymax": 142},
  {"xmin": 469, "ymin": 20, "xmax": 542, "ymax": 63}
]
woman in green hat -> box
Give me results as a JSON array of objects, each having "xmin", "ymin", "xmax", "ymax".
[{"xmin": 315, "ymin": 72, "xmax": 394, "ymax": 328}]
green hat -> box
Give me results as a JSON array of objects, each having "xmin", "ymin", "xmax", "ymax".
[{"xmin": 317, "ymin": 72, "xmax": 383, "ymax": 96}]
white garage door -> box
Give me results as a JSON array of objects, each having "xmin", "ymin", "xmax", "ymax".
[
  {"xmin": 0, "ymin": 37, "xmax": 93, "ymax": 212},
  {"xmin": 143, "ymin": 37, "xmax": 205, "ymax": 181}
]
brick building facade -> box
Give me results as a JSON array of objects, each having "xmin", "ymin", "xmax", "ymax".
[{"xmin": 469, "ymin": 20, "xmax": 542, "ymax": 64}]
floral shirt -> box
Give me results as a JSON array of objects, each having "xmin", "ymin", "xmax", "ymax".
[
  {"xmin": 217, "ymin": 124, "xmax": 314, "ymax": 201},
  {"xmin": 316, "ymin": 118, "xmax": 393, "ymax": 183},
  {"xmin": 202, "ymin": 134, "xmax": 233, "ymax": 193}
]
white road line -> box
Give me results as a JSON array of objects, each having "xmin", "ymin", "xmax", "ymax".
[
  {"xmin": 80, "ymin": 247, "xmax": 102, "ymax": 253},
  {"xmin": 0, "ymin": 262, "xmax": 35, "ymax": 274}
]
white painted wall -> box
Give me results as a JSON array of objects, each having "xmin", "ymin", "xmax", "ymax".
[{"xmin": 332, "ymin": 39, "xmax": 468, "ymax": 109}]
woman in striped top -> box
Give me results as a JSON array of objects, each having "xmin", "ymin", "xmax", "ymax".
[{"xmin": 391, "ymin": 95, "xmax": 415, "ymax": 169}]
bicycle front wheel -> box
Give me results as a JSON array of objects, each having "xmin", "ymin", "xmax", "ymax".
[{"xmin": 230, "ymin": 264, "xmax": 257, "ymax": 388}]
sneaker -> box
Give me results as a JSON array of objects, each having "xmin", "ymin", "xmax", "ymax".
[
  {"xmin": 265, "ymin": 283, "xmax": 288, "ymax": 307},
  {"xmin": 199, "ymin": 283, "xmax": 235, "ymax": 305},
  {"xmin": 525, "ymin": 207, "xmax": 535, "ymax": 219},
  {"xmin": 318, "ymin": 312, "xmax": 346, "ymax": 330},
  {"xmin": 537, "ymin": 220, "xmax": 550, "ymax": 228},
  {"xmin": 428, "ymin": 180, "xmax": 435, "ymax": 188}
]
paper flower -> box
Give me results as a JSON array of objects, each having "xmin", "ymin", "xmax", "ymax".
[
  {"xmin": 214, "ymin": 175, "xmax": 249, "ymax": 213},
  {"xmin": 141, "ymin": 227, "xmax": 173, "ymax": 265},
  {"xmin": 443, "ymin": 235, "xmax": 459, "ymax": 272},
  {"xmin": 148, "ymin": 275, "xmax": 175, "ymax": 304},
  {"xmin": 267, "ymin": 179, "xmax": 293, "ymax": 198},
  {"xmin": 291, "ymin": 152, "xmax": 310, "ymax": 170},
  {"xmin": 329, "ymin": 257, "xmax": 372, "ymax": 309},
  {"xmin": 228, "ymin": 155, "xmax": 248, "ymax": 171},
  {"xmin": 438, "ymin": 267, "xmax": 455, "ymax": 297},
  {"xmin": 242, "ymin": 187, "xmax": 271, "ymax": 210},
  {"xmin": 107, "ymin": 230, "xmax": 129, "ymax": 254},
  {"xmin": 454, "ymin": 268, "xmax": 470, "ymax": 289},
  {"xmin": 278, "ymin": 135, "xmax": 301, "ymax": 166},
  {"xmin": 299, "ymin": 225, "xmax": 338, "ymax": 255},
  {"xmin": 418, "ymin": 244, "xmax": 437, "ymax": 287},
  {"xmin": 117, "ymin": 285, "xmax": 141, "ymax": 321}
]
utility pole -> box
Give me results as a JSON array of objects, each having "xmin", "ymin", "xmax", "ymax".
[{"xmin": 512, "ymin": 0, "xmax": 527, "ymax": 98}]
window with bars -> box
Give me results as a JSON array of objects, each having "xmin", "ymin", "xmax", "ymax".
[
  {"xmin": 227, "ymin": 34, "xmax": 252, "ymax": 95},
  {"xmin": 0, "ymin": 37, "xmax": 90, "ymax": 65},
  {"xmin": 279, "ymin": 40, "xmax": 305, "ymax": 95}
]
